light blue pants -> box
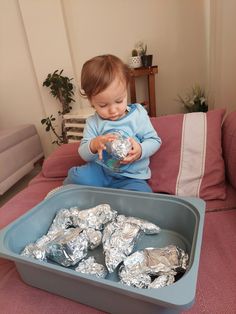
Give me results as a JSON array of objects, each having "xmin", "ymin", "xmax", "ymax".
[{"xmin": 64, "ymin": 162, "xmax": 152, "ymax": 193}]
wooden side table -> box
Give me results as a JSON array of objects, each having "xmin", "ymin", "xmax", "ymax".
[{"xmin": 129, "ymin": 65, "xmax": 158, "ymax": 117}]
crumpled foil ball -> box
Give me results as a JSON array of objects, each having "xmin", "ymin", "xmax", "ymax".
[{"xmin": 105, "ymin": 132, "xmax": 132, "ymax": 160}]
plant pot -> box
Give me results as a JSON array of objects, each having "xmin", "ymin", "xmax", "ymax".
[
  {"xmin": 141, "ymin": 55, "xmax": 153, "ymax": 67},
  {"xmin": 129, "ymin": 56, "xmax": 142, "ymax": 68}
]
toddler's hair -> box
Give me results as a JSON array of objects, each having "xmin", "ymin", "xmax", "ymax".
[{"xmin": 80, "ymin": 54, "xmax": 130, "ymax": 99}]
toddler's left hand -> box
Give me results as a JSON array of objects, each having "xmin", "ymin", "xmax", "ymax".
[{"xmin": 121, "ymin": 138, "xmax": 142, "ymax": 164}]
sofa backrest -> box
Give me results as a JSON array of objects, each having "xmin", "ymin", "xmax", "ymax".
[{"xmin": 43, "ymin": 109, "xmax": 231, "ymax": 201}]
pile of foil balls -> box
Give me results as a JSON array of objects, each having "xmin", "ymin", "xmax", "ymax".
[{"xmin": 21, "ymin": 204, "xmax": 189, "ymax": 289}]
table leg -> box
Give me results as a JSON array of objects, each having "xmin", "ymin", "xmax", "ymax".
[{"xmin": 148, "ymin": 74, "xmax": 157, "ymax": 117}]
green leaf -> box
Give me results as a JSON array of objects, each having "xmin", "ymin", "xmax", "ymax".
[{"xmin": 43, "ymin": 81, "xmax": 50, "ymax": 87}]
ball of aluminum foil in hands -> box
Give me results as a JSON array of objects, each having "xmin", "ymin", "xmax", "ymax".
[{"xmin": 106, "ymin": 134, "xmax": 132, "ymax": 160}]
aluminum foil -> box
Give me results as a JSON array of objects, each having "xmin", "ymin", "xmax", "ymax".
[
  {"xmin": 21, "ymin": 204, "xmax": 116, "ymax": 264},
  {"xmin": 116, "ymin": 215, "xmax": 160, "ymax": 234},
  {"xmin": 21, "ymin": 233, "xmax": 61, "ymax": 261},
  {"xmin": 106, "ymin": 134, "xmax": 132, "ymax": 160},
  {"xmin": 45, "ymin": 227, "xmax": 89, "ymax": 267},
  {"xmin": 102, "ymin": 214, "xmax": 161, "ymax": 273},
  {"xmin": 118, "ymin": 251, "xmax": 150, "ymax": 288},
  {"xmin": 71, "ymin": 204, "xmax": 117, "ymax": 231},
  {"xmin": 148, "ymin": 274, "xmax": 175, "ymax": 289},
  {"xmin": 144, "ymin": 245, "xmax": 189, "ymax": 274},
  {"xmin": 102, "ymin": 217, "xmax": 141, "ymax": 272},
  {"xmin": 47, "ymin": 208, "xmax": 74, "ymax": 233},
  {"xmin": 21, "ymin": 237, "xmax": 48, "ymax": 261},
  {"xmin": 83, "ymin": 228, "xmax": 102, "ymax": 250},
  {"xmin": 75, "ymin": 256, "xmax": 108, "ymax": 278},
  {"xmin": 46, "ymin": 204, "xmax": 117, "ymax": 233},
  {"xmin": 97, "ymin": 132, "xmax": 132, "ymax": 172},
  {"xmin": 119, "ymin": 245, "xmax": 188, "ymax": 289}
]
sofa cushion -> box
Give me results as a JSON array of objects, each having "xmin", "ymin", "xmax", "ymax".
[
  {"xmin": 222, "ymin": 110, "xmax": 236, "ymax": 189},
  {"xmin": 149, "ymin": 109, "xmax": 226, "ymax": 200},
  {"xmin": 42, "ymin": 142, "xmax": 84, "ymax": 178}
]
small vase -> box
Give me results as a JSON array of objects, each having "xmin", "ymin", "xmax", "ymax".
[
  {"xmin": 129, "ymin": 56, "xmax": 142, "ymax": 68},
  {"xmin": 141, "ymin": 55, "xmax": 153, "ymax": 67}
]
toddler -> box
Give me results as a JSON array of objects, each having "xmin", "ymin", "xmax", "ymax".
[{"xmin": 64, "ymin": 54, "xmax": 161, "ymax": 192}]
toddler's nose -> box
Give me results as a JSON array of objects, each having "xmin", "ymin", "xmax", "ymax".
[{"xmin": 109, "ymin": 105, "xmax": 117, "ymax": 114}]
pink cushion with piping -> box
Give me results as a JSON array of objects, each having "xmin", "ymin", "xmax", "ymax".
[
  {"xmin": 149, "ymin": 109, "xmax": 226, "ymax": 200},
  {"xmin": 42, "ymin": 143, "xmax": 85, "ymax": 178}
]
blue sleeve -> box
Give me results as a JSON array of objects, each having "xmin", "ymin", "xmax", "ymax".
[
  {"xmin": 136, "ymin": 106, "xmax": 162, "ymax": 159},
  {"xmin": 78, "ymin": 117, "xmax": 98, "ymax": 161}
]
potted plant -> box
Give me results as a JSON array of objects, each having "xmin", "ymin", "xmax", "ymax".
[
  {"xmin": 41, "ymin": 69, "xmax": 75, "ymax": 145},
  {"xmin": 136, "ymin": 41, "xmax": 153, "ymax": 68},
  {"xmin": 129, "ymin": 48, "xmax": 142, "ymax": 68},
  {"xmin": 177, "ymin": 85, "xmax": 208, "ymax": 112}
]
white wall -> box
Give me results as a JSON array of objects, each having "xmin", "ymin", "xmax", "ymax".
[
  {"xmin": 63, "ymin": 0, "xmax": 208, "ymax": 114},
  {"xmin": 211, "ymin": 0, "xmax": 236, "ymax": 112},
  {"xmin": 0, "ymin": 0, "xmax": 235, "ymax": 156},
  {"xmin": 0, "ymin": 0, "xmax": 52, "ymax": 155}
]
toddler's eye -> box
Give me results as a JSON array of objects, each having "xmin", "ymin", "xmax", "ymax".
[
  {"xmin": 115, "ymin": 100, "xmax": 123, "ymax": 104},
  {"xmin": 99, "ymin": 104, "xmax": 107, "ymax": 108}
]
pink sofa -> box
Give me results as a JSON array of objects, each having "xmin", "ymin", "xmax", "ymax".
[
  {"xmin": 0, "ymin": 124, "xmax": 44, "ymax": 195},
  {"xmin": 0, "ymin": 109, "xmax": 236, "ymax": 314}
]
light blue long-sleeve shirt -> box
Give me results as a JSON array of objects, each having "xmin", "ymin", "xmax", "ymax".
[{"xmin": 79, "ymin": 104, "xmax": 162, "ymax": 179}]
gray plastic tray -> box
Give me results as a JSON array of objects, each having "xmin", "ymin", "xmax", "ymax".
[{"xmin": 0, "ymin": 185, "xmax": 205, "ymax": 314}]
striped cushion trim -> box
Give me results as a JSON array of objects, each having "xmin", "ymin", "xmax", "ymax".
[{"xmin": 176, "ymin": 112, "xmax": 207, "ymax": 197}]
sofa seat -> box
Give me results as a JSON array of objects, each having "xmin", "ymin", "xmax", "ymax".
[
  {"xmin": 0, "ymin": 174, "xmax": 61, "ymax": 230},
  {"xmin": 187, "ymin": 209, "xmax": 236, "ymax": 314},
  {"xmin": 0, "ymin": 124, "xmax": 44, "ymax": 195}
]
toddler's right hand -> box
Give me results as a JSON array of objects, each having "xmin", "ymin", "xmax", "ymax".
[{"xmin": 90, "ymin": 134, "xmax": 117, "ymax": 160}]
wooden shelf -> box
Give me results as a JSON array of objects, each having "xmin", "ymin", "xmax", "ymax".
[{"xmin": 129, "ymin": 65, "xmax": 158, "ymax": 117}]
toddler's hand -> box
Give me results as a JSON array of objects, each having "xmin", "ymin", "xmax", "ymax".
[
  {"xmin": 121, "ymin": 138, "xmax": 142, "ymax": 164},
  {"xmin": 90, "ymin": 134, "xmax": 117, "ymax": 160}
]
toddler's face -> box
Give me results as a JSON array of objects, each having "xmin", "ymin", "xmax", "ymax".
[{"xmin": 90, "ymin": 77, "xmax": 128, "ymax": 121}]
